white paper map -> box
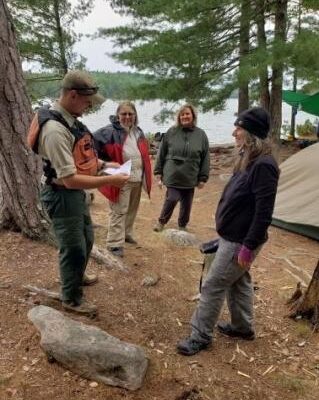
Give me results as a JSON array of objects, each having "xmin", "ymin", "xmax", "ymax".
[{"xmin": 103, "ymin": 159, "xmax": 131, "ymax": 176}]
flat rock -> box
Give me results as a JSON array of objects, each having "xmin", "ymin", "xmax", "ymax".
[{"xmin": 28, "ymin": 306, "xmax": 148, "ymax": 391}]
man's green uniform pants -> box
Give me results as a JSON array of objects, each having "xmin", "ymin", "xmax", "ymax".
[{"xmin": 41, "ymin": 186, "xmax": 94, "ymax": 305}]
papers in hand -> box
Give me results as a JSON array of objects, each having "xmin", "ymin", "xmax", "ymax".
[{"xmin": 103, "ymin": 159, "xmax": 131, "ymax": 176}]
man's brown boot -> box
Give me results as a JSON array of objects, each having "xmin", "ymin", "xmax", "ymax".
[
  {"xmin": 62, "ymin": 300, "xmax": 97, "ymax": 316},
  {"xmin": 83, "ymin": 273, "xmax": 98, "ymax": 286}
]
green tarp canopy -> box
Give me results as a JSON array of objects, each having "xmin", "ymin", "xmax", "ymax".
[{"xmin": 283, "ymin": 90, "xmax": 319, "ymax": 117}]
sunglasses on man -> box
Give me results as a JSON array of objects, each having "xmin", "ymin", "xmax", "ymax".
[{"xmin": 72, "ymin": 87, "xmax": 99, "ymax": 96}]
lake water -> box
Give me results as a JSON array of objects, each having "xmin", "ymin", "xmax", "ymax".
[{"xmin": 81, "ymin": 98, "xmax": 315, "ymax": 144}]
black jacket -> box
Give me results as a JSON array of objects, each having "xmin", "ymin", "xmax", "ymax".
[{"xmin": 215, "ymin": 154, "xmax": 279, "ymax": 250}]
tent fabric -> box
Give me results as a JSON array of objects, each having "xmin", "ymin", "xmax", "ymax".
[
  {"xmin": 283, "ymin": 90, "xmax": 319, "ymax": 117},
  {"xmin": 272, "ymin": 142, "xmax": 319, "ymax": 241}
]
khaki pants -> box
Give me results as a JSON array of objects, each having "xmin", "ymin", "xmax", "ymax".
[{"xmin": 107, "ymin": 181, "xmax": 142, "ymax": 247}]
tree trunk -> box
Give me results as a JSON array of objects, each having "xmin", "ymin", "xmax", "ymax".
[
  {"xmin": 290, "ymin": 2, "xmax": 301, "ymax": 139},
  {"xmin": 290, "ymin": 71, "xmax": 297, "ymax": 138},
  {"xmin": 255, "ymin": 0, "xmax": 270, "ymax": 111},
  {"xmin": 53, "ymin": 0, "xmax": 68, "ymax": 75},
  {"xmin": 0, "ymin": 0, "xmax": 49, "ymax": 239},
  {"xmin": 269, "ymin": 0, "xmax": 288, "ymax": 140},
  {"xmin": 238, "ymin": 0, "xmax": 250, "ymax": 113},
  {"xmin": 288, "ymin": 260, "xmax": 319, "ymax": 327}
]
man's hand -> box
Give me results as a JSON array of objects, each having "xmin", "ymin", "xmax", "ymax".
[
  {"xmin": 197, "ymin": 182, "xmax": 205, "ymax": 189},
  {"xmin": 237, "ymin": 245, "xmax": 253, "ymax": 270},
  {"xmin": 108, "ymin": 173, "xmax": 129, "ymax": 188},
  {"xmin": 107, "ymin": 162, "xmax": 121, "ymax": 169}
]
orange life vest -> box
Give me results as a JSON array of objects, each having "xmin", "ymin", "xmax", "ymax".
[{"xmin": 27, "ymin": 107, "xmax": 98, "ymax": 183}]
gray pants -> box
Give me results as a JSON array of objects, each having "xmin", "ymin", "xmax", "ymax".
[{"xmin": 191, "ymin": 237, "xmax": 259, "ymax": 343}]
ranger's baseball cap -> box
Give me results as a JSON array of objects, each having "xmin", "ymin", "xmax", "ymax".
[{"xmin": 62, "ymin": 70, "xmax": 105, "ymax": 106}]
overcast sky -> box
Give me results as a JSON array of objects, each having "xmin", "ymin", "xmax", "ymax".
[{"xmin": 71, "ymin": 0, "xmax": 131, "ymax": 72}]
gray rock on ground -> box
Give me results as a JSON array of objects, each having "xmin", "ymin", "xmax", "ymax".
[
  {"xmin": 28, "ymin": 306, "xmax": 148, "ymax": 391},
  {"xmin": 163, "ymin": 229, "xmax": 198, "ymax": 247}
]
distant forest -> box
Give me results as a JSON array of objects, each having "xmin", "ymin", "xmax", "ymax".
[
  {"xmin": 25, "ymin": 71, "xmax": 238, "ymax": 102},
  {"xmin": 25, "ymin": 71, "xmax": 154, "ymax": 102}
]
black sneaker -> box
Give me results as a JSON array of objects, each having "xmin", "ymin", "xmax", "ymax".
[
  {"xmin": 217, "ymin": 322, "xmax": 255, "ymax": 340},
  {"xmin": 107, "ymin": 247, "xmax": 124, "ymax": 257},
  {"xmin": 176, "ymin": 337, "xmax": 210, "ymax": 356}
]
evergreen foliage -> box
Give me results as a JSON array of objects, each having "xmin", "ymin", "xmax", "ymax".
[
  {"xmin": 98, "ymin": 0, "xmax": 319, "ymax": 137},
  {"xmin": 25, "ymin": 71, "xmax": 153, "ymax": 101},
  {"xmin": 8, "ymin": 0, "xmax": 93, "ymax": 74},
  {"xmin": 100, "ymin": 0, "xmax": 243, "ymax": 111}
]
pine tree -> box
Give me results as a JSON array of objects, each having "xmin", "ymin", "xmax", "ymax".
[
  {"xmin": 101, "ymin": 0, "xmax": 319, "ymax": 139},
  {"xmin": 9, "ymin": 0, "xmax": 94, "ymax": 75},
  {"xmin": 101, "ymin": 0, "xmax": 244, "ymax": 112}
]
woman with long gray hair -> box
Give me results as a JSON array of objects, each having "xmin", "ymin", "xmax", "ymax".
[
  {"xmin": 177, "ymin": 107, "xmax": 279, "ymax": 356},
  {"xmin": 94, "ymin": 101, "xmax": 152, "ymax": 258}
]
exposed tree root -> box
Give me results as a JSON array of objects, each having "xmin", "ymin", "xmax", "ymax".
[{"xmin": 287, "ymin": 260, "xmax": 319, "ymax": 328}]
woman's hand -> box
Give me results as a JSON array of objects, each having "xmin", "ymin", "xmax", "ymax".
[
  {"xmin": 155, "ymin": 175, "xmax": 163, "ymax": 189},
  {"xmin": 237, "ymin": 245, "xmax": 253, "ymax": 270},
  {"xmin": 197, "ymin": 182, "xmax": 205, "ymax": 189}
]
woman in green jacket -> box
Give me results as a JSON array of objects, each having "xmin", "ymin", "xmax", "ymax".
[{"xmin": 153, "ymin": 104, "xmax": 210, "ymax": 231}]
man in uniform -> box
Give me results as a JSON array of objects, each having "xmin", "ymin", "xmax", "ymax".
[{"xmin": 28, "ymin": 70, "xmax": 129, "ymax": 315}]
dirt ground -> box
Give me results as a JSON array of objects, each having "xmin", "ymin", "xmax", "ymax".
[{"xmin": 1, "ymin": 143, "xmax": 319, "ymax": 400}]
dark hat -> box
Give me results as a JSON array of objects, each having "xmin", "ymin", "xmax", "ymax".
[
  {"xmin": 62, "ymin": 70, "xmax": 105, "ymax": 106},
  {"xmin": 234, "ymin": 107, "xmax": 270, "ymax": 139}
]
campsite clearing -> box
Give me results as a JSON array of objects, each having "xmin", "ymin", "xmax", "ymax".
[{"xmin": 0, "ymin": 143, "xmax": 319, "ymax": 400}]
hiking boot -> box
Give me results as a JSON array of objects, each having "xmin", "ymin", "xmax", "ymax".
[
  {"xmin": 217, "ymin": 322, "xmax": 255, "ymax": 340},
  {"xmin": 176, "ymin": 337, "xmax": 210, "ymax": 356},
  {"xmin": 82, "ymin": 273, "xmax": 98, "ymax": 286},
  {"xmin": 125, "ymin": 235, "xmax": 138, "ymax": 245},
  {"xmin": 107, "ymin": 246, "xmax": 124, "ymax": 257},
  {"xmin": 62, "ymin": 300, "xmax": 97, "ymax": 316},
  {"xmin": 153, "ymin": 222, "xmax": 165, "ymax": 232},
  {"xmin": 56, "ymin": 273, "xmax": 98, "ymax": 287}
]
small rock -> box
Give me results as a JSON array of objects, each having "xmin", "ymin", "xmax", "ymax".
[
  {"xmin": 6, "ymin": 388, "xmax": 18, "ymax": 396},
  {"xmin": 0, "ymin": 283, "xmax": 11, "ymax": 289},
  {"xmin": 141, "ymin": 274, "xmax": 160, "ymax": 287},
  {"xmin": 89, "ymin": 382, "xmax": 99, "ymax": 388},
  {"xmin": 163, "ymin": 229, "xmax": 198, "ymax": 247}
]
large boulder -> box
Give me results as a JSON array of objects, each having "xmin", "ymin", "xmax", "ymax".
[{"xmin": 28, "ymin": 306, "xmax": 148, "ymax": 391}]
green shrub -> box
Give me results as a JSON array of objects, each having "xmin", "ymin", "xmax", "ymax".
[{"xmin": 296, "ymin": 119, "xmax": 315, "ymax": 137}]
